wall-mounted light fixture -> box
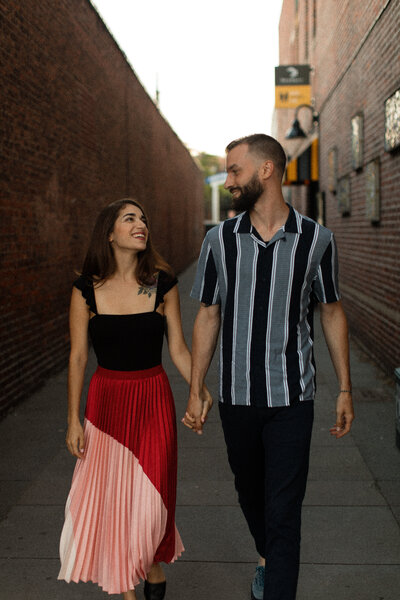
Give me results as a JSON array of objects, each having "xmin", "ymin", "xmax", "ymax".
[{"xmin": 285, "ymin": 104, "xmax": 319, "ymax": 139}]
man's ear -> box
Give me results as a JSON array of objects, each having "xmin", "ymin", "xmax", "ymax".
[{"xmin": 260, "ymin": 160, "xmax": 274, "ymax": 180}]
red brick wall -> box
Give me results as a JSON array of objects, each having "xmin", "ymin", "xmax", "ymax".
[
  {"xmin": 0, "ymin": 0, "xmax": 204, "ymax": 414},
  {"xmin": 276, "ymin": 0, "xmax": 400, "ymax": 375}
]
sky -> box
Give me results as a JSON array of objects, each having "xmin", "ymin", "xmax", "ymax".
[{"xmin": 91, "ymin": 0, "xmax": 283, "ymax": 157}]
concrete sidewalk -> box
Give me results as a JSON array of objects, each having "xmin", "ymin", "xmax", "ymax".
[{"xmin": 0, "ymin": 262, "xmax": 399, "ymax": 599}]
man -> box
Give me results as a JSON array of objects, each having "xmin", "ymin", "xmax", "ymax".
[{"xmin": 184, "ymin": 134, "xmax": 354, "ymax": 600}]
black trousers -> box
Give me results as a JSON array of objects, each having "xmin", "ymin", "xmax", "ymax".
[{"xmin": 219, "ymin": 399, "xmax": 314, "ymax": 600}]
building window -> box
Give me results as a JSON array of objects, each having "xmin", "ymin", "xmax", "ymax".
[
  {"xmin": 384, "ymin": 88, "xmax": 400, "ymax": 151},
  {"xmin": 328, "ymin": 147, "xmax": 338, "ymax": 193},
  {"xmin": 351, "ymin": 113, "xmax": 364, "ymax": 171},
  {"xmin": 337, "ymin": 176, "xmax": 351, "ymax": 216},
  {"xmin": 365, "ymin": 159, "xmax": 380, "ymax": 224}
]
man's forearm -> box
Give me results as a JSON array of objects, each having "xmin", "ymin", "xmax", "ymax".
[
  {"xmin": 320, "ymin": 300, "xmax": 351, "ymax": 388},
  {"xmin": 190, "ymin": 305, "xmax": 220, "ymax": 396},
  {"xmin": 320, "ymin": 300, "xmax": 355, "ymax": 437}
]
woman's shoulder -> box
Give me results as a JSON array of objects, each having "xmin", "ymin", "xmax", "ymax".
[
  {"xmin": 73, "ymin": 275, "xmax": 96, "ymax": 312},
  {"xmin": 73, "ymin": 274, "xmax": 93, "ymax": 290},
  {"xmin": 155, "ymin": 270, "xmax": 178, "ymax": 308},
  {"xmin": 157, "ymin": 269, "xmax": 178, "ymax": 291}
]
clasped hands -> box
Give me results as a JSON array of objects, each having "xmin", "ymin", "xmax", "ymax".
[{"xmin": 182, "ymin": 388, "xmax": 213, "ymax": 435}]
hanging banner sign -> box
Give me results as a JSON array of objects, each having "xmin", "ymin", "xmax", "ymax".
[{"xmin": 275, "ymin": 65, "xmax": 311, "ymax": 108}]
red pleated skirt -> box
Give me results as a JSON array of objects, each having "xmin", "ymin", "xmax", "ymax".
[{"xmin": 58, "ymin": 365, "xmax": 184, "ymax": 595}]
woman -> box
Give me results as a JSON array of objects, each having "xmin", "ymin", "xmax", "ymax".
[{"xmin": 58, "ymin": 198, "xmax": 212, "ymax": 599}]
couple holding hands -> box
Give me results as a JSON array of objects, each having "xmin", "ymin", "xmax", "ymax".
[{"xmin": 58, "ymin": 134, "xmax": 354, "ymax": 600}]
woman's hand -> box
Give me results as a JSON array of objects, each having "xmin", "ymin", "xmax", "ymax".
[{"xmin": 66, "ymin": 420, "xmax": 85, "ymax": 458}]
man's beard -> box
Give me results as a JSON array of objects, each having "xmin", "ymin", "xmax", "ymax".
[{"xmin": 231, "ymin": 173, "xmax": 264, "ymax": 212}]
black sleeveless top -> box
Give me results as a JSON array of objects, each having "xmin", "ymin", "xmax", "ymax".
[{"xmin": 74, "ymin": 271, "xmax": 178, "ymax": 371}]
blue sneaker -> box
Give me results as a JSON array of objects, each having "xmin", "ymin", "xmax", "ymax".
[{"xmin": 251, "ymin": 565, "xmax": 265, "ymax": 600}]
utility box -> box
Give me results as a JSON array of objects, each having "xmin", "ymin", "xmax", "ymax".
[{"xmin": 396, "ymin": 368, "xmax": 400, "ymax": 450}]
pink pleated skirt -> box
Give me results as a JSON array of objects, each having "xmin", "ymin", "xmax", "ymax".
[{"xmin": 58, "ymin": 365, "xmax": 184, "ymax": 595}]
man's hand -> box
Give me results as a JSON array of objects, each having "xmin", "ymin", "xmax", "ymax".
[
  {"xmin": 199, "ymin": 387, "xmax": 213, "ymax": 425},
  {"xmin": 329, "ymin": 391, "xmax": 354, "ymax": 438}
]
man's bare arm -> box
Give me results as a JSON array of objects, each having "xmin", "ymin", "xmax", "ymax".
[
  {"xmin": 319, "ymin": 300, "xmax": 354, "ymax": 438},
  {"xmin": 184, "ymin": 303, "xmax": 221, "ymax": 434}
]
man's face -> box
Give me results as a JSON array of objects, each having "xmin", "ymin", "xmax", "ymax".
[{"xmin": 224, "ymin": 144, "xmax": 264, "ymax": 212}]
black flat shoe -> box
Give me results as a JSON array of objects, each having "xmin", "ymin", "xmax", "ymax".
[{"xmin": 144, "ymin": 580, "xmax": 166, "ymax": 600}]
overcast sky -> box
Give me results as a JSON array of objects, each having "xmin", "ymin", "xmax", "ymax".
[{"xmin": 91, "ymin": 0, "xmax": 283, "ymax": 156}]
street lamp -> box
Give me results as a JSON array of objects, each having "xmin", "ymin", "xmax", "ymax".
[{"xmin": 285, "ymin": 104, "xmax": 319, "ymax": 139}]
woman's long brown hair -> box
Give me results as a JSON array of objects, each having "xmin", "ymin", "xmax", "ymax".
[{"xmin": 81, "ymin": 198, "xmax": 173, "ymax": 285}]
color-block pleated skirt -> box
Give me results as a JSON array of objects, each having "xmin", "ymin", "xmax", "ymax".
[{"xmin": 58, "ymin": 365, "xmax": 184, "ymax": 595}]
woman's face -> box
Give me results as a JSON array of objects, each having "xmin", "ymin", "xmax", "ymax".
[{"xmin": 109, "ymin": 204, "xmax": 148, "ymax": 253}]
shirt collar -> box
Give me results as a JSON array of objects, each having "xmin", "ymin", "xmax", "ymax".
[{"xmin": 234, "ymin": 204, "xmax": 302, "ymax": 237}]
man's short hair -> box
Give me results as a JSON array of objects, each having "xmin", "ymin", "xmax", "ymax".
[{"xmin": 226, "ymin": 134, "xmax": 287, "ymax": 178}]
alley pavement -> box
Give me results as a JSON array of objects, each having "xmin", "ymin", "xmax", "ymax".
[{"xmin": 1, "ymin": 262, "xmax": 399, "ymax": 600}]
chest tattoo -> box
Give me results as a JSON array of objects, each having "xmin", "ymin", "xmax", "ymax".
[{"xmin": 138, "ymin": 279, "xmax": 157, "ymax": 298}]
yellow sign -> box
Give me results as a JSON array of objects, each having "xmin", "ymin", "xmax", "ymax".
[{"xmin": 275, "ymin": 85, "xmax": 311, "ymax": 109}]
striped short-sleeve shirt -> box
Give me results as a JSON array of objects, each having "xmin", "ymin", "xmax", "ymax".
[{"xmin": 191, "ymin": 206, "xmax": 340, "ymax": 407}]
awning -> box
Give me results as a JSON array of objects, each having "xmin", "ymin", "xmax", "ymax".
[{"xmin": 284, "ymin": 133, "xmax": 319, "ymax": 186}]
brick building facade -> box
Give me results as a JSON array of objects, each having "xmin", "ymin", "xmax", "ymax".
[
  {"xmin": 274, "ymin": 0, "xmax": 400, "ymax": 376},
  {"xmin": 0, "ymin": 0, "xmax": 204, "ymax": 414}
]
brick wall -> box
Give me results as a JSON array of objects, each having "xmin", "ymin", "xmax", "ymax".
[
  {"xmin": 276, "ymin": 0, "xmax": 400, "ymax": 375},
  {"xmin": 0, "ymin": 0, "xmax": 204, "ymax": 414}
]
